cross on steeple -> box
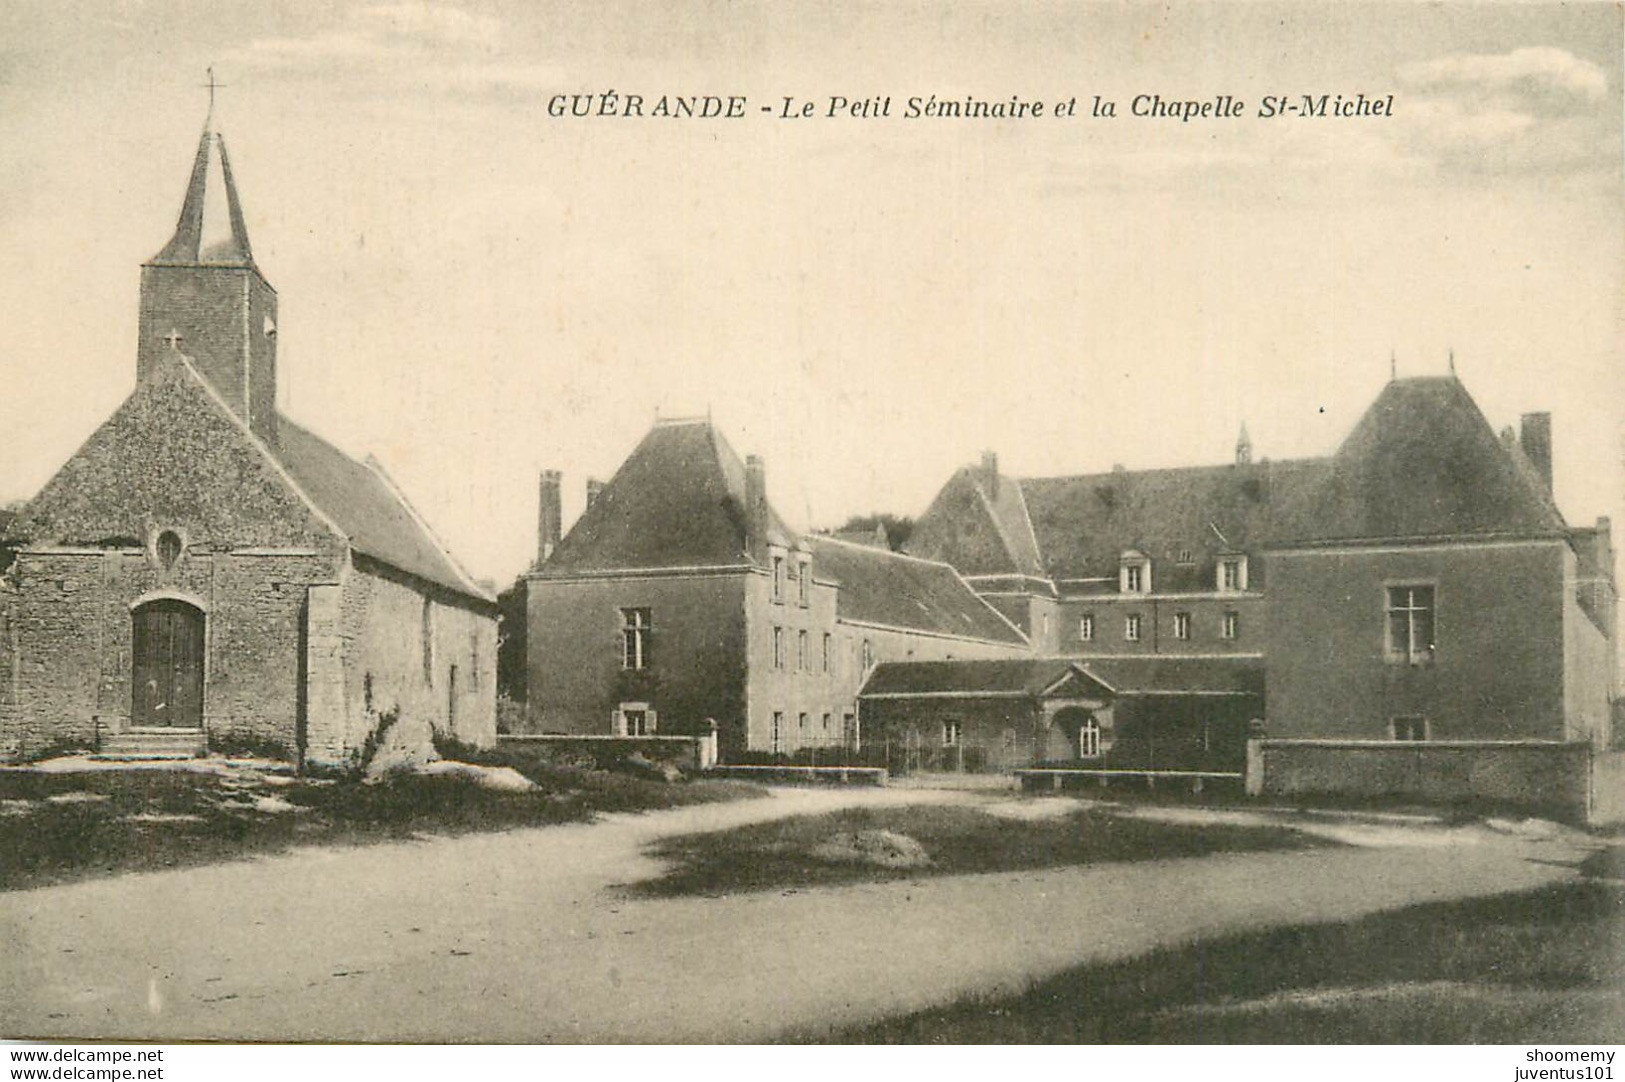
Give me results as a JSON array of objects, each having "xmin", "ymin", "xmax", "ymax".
[
  {"xmin": 163, "ymin": 328, "xmax": 184, "ymax": 350},
  {"xmin": 201, "ymin": 67, "xmax": 227, "ymax": 121}
]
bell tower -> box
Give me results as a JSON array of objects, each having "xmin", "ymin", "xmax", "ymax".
[{"xmin": 137, "ymin": 79, "xmax": 279, "ymax": 446}]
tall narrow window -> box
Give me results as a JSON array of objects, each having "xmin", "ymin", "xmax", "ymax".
[
  {"xmin": 1173, "ymin": 612, "xmax": 1191, "ymax": 640},
  {"xmin": 798, "ymin": 558, "xmax": 811, "ymax": 607},
  {"xmin": 798, "ymin": 629, "xmax": 808, "ymax": 672},
  {"xmin": 621, "ymin": 608, "xmax": 651, "ymax": 670},
  {"xmin": 1221, "ymin": 611, "xmax": 1239, "ymax": 640},
  {"xmin": 772, "ymin": 555, "xmax": 785, "ymax": 603},
  {"xmin": 1386, "ymin": 585, "xmax": 1436, "ymax": 663},
  {"xmin": 421, "ymin": 598, "xmax": 434, "ymax": 684},
  {"xmin": 1125, "ymin": 614, "xmax": 1141, "ymax": 642},
  {"xmin": 822, "ymin": 633, "xmax": 831, "ymax": 673},
  {"xmin": 942, "ymin": 720, "xmax": 962, "ymax": 747},
  {"xmin": 1079, "ymin": 614, "xmax": 1094, "ymax": 642},
  {"xmin": 773, "ymin": 626, "xmax": 785, "ymax": 669},
  {"xmin": 771, "ymin": 711, "xmax": 784, "ymax": 753},
  {"xmin": 861, "ymin": 639, "xmax": 874, "ymax": 672}
]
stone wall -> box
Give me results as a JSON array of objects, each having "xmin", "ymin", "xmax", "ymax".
[
  {"xmin": 1246, "ymin": 738, "xmax": 1593, "ymax": 822},
  {"xmin": 0, "ymin": 547, "xmax": 339, "ymax": 758},
  {"xmin": 321, "ymin": 560, "xmax": 496, "ymax": 769}
]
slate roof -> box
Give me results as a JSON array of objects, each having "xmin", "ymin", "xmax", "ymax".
[
  {"xmin": 273, "ymin": 418, "xmax": 488, "ymax": 600},
  {"xmin": 150, "ymin": 123, "xmax": 256, "ymax": 268},
  {"xmin": 806, "ymin": 536, "xmax": 1030, "ymax": 645},
  {"xmin": 1019, "ymin": 458, "xmax": 1331, "ymax": 584},
  {"xmin": 2, "ymin": 351, "xmax": 489, "ymax": 603},
  {"xmin": 860, "ymin": 658, "xmax": 1099, "ymax": 698},
  {"xmin": 539, "ymin": 419, "xmax": 792, "ymax": 574},
  {"xmin": 1287, "ymin": 377, "xmax": 1567, "ymax": 544},
  {"xmin": 1079, "ymin": 656, "xmax": 1265, "ymax": 697},
  {"xmin": 907, "ymin": 466, "xmax": 1046, "ymax": 578},
  {"xmin": 912, "ymin": 376, "xmax": 1571, "ymax": 585}
]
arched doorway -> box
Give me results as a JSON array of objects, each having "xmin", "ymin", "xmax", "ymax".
[
  {"xmin": 132, "ymin": 599, "xmax": 205, "ymax": 729},
  {"xmin": 1050, "ymin": 706, "xmax": 1102, "ymax": 761}
]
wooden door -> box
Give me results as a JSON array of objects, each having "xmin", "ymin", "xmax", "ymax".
[{"xmin": 132, "ymin": 600, "xmax": 204, "ymax": 729}]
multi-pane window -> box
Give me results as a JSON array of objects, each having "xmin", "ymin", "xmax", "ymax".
[
  {"xmin": 1392, "ymin": 716, "xmax": 1428, "ymax": 741},
  {"xmin": 798, "ymin": 630, "xmax": 808, "ymax": 672},
  {"xmin": 1173, "ymin": 612, "xmax": 1191, "ymax": 640},
  {"xmin": 773, "ymin": 626, "xmax": 785, "ymax": 669},
  {"xmin": 1079, "ymin": 614, "xmax": 1094, "ymax": 642},
  {"xmin": 623, "ymin": 708, "xmax": 652, "ymax": 736},
  {"xmin": 1123, "ymin": 563, "xmax": 1144, "ymax": 593},
  {"xmin": 942, "ymin": 720, "xmax": 962, "ymax": 747},
  {"xmin": 1219, "ymin": 557, "xmax": 1247, "ymax": 592},
  {"xmin": 621, "ymin": 608, "xmax": 651, "ymax": 670},
  {"xmin": 1078, "ymin": 717, "xmax": 1101, "ymax": 758},
  {"xmin": 1125, "ymin": 614, "xmax": 1141, "ymax": 642},
  {"xmin": 1221, "ymin": 611, "xmax": 1239, "ymax": 640},
  {"xmin": 1386, "ymin": 585, "xmax": 1436, "ymax": 662}
]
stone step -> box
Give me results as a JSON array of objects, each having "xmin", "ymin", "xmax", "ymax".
[{"xmin": 97, "ymin": 730, "xmax": 206, "ymax": 760}]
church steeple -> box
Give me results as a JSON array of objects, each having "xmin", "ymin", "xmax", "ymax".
[
  {"xmin": 1235, "ymin": 421, "xmax": 1253, "ymax": 465},
  {"xmin": 149, "ymin": 119, "xmax": 255, "ymax": 267},
  {"xmin": 137, "ymin": 79, "xmax": 279, "ymax": 446}
]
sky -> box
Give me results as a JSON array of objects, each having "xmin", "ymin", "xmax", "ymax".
[{"xmin": 0, "ymin": 1, "xmax": 1620, "ymax": 588}]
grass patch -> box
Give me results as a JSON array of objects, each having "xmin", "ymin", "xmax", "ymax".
[
  {"xmin": 634, "ymin": 801, "xmax": 1322, "ymax": 898},
  {"xmin": 805, "ymin": 878, "xmax": 1625, "ymax": 1044},
  {"xmin": 0, "ymin": 760, "xmax": 762, "ymax": 893}
]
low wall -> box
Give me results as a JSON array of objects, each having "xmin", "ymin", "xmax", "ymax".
[
  {"xmin": 706, "ymin": 764, "xmax": 888, "ymax": 786},
  {"xmin": 1247, "ymin": 739, "xmax": 1594, "ymax": 823},
  {"xmin": 496, "ymin": 733, "xmax": 716, "ymax": 772}
]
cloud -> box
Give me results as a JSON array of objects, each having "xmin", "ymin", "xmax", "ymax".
[
  {"xmin": 1391, "ymin": 47, "xmax": 1615, "ymax": 178},
  {"xmin": 355, "ymin": 2, "xmax": 503, "ymax": 50},
  {"xmin": 1397, "ymin": 46, "xmax": 1608, "ymax": 116},
  {"xmin": 222, "ymin": 2, "xmax": 556, "ymax": 94}
]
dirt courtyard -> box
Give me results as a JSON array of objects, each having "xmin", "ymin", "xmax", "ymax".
[{"xmin": 0, "ymin": 786, "xmax": 1597, "ymax": 1043}]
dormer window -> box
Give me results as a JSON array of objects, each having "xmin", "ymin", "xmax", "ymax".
[
  {"xmin": 1120, "ymin": 553, "xmax": 1150, "ymax": 594},
  {"xmin": 1218, "ymin": 556, "xmax": 1248, "ymax": 593}
]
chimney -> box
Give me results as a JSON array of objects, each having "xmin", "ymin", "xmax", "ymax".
[
  {"xmin": 980, "ymin": 450, "xmax": 1000, "ymax": 499},
  {"xmin": 536, "ymin": 470, "xmax": 562, "ymax": 565},
  {"xmin": 745, "ymin": 454, "xmax": 768, "ymax": 560},
  {"xmin": 1520, "ymin": 412, "xmax": 1552, "ymax": 492},
  {"xmin": 585, "ymin": 477, "xmax": 605, "ymax": 509}
]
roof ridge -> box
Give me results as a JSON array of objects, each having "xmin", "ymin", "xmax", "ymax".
[
  {"xmin": 1019, "ymin": 455, "xmax": 1328, "ymax": 486},
  {"xmin": 360, "ymin": 453, "xmax": 494, "ymax": 602},
  {"xmin": 168, "ymin": 355, "xmax": 349, "ymax": 544}
]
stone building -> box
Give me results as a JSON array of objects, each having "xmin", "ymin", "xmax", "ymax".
[
  {"xmin": 903, "ymin": 373, "xmax": 1616, "ymax": 796},
  {"xmin": 519, "ymin": 417, "xmax": 1030, "ymax": 759},
  {"xmin": 0, "ymin": 110, "xmax": 497, "ymax": 766}
]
